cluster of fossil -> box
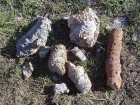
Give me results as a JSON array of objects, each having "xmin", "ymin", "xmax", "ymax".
[{"xmin": 17, "ymin": 7, "xmax": 123, "ymax": 95}]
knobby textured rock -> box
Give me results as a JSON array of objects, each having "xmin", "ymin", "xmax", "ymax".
[
  {"xmin": 16, "ymin": 15, "xmax": 52, "ymax": 57},
  {"xmin": 68, "ymin": 7, "xmax": 100, "ymax": 48},
  {"xmin": 53, "ymin": 83, "xmax": 69, "ymax": 94},
  {"xmin": 22, "ymin": 62, "xmax": 34, "ymax": 80},
  {"xmin": 48, "ymin": 44, "xmax": 67, "ymax": 76},
  {"xmin": 105, "ymin": 28, "xmax": 123, "ymax": 89},
  {"xmin": 66, "ymin": 61, "xmax": 92, "ymax": 94}
]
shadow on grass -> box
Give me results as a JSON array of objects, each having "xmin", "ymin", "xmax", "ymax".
[{"xmin": 89, "ymin": 30, "xmax": 112, "ymax": 92}]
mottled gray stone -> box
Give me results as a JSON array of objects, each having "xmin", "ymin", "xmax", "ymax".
[
  {"xmin": 16, "ymin": 16, "xmax": 52, "ymax": 57},
  {"xmin": 68, "ymin": 7, "xmax": 100, "ymax": 48},
  {"xmin": 66, "ymin": 61, "xmax": 92, "ymax": 94},
  {"xmin": 53, "ymin": 83, "xmax": 69, "ymax": 94},
  {"xmin": 22, "ymin": 62, "xmax": 34, "ymax": 80}
]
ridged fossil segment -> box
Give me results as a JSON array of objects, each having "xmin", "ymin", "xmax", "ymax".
[
  {"xmin": 16, "ymin": 15, "xmax": 52, "ymax": 57},
  {"xmin": 66, "ymin": 61, "xmax": 92, "ymax": 94},
  {"xmin": 48, "ymin": 44, "xmax": 67, "ymax": 76},
  {"xmin": 68, "ymin": 7, "xmax": 100, "ymax": 47},
  {"xmin": 105, "ymin": 28, "xmax": 123, "ymax": 89}
]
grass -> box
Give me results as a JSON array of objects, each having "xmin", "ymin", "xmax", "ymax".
[{"xmin": 0, "ymin": 0, "xmax": 140, "ymax": 105}]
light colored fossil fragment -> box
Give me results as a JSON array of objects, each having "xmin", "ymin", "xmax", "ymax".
[
  {"xmin": 71, "ymin": 47, "xmax": 87, "ymax": 61},
  {"xmin": 66, "ymin": 61, "xmax": 92, "ymax": 94},
  {"xmin": 39, "ymin": 46, "xmax": 51, "ymax": 58},
  {"xmin": 22, "ymin": 62, "xmax": 34, "ymax": 80},
  {"xmin": 68, "ymin": 7, "xmax": 100, "ymax": 48},
  {"xmin": 16, "ymin": 15, "xmax": 52, "ymax": 57},
  {"xmin": 48, "ymin": 44, "xmax": 67, "ymax": 76},
  {"xmin": 53, "ymin": 83, "xmax": 69, "ymax": 94}
]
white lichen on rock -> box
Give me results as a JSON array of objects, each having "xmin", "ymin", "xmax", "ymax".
[
  {"xmin": 68, "ymin": 7, "xmax": 100, "ymax": 48},
  {"xmin": 16, "ymin": 15, "xmax": 52, "ymax": 57},
  {"xmin": 39, "ymin": 46, "xmax": 51, "ymax": 58},
  {"xmin": 22, "ymin": 62, "xmax": 34, "ymax": 80},
  {"xmin": 48, "ymin": 44, "xmax": 67, "ymax": 76},
  {"xmin": 71, "ymin": 47, "xmax": 87, "ymax": 61},
  {"xmin": 66, "ymin": 61, "xmax": 92, "ymax": 94},
  {"xmin": 53, "ymin": 83, "xmax": 69, "ymax": 94}
]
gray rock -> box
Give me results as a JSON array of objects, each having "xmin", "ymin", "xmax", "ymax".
[
  {"xmin": 53, "ymin": 83, "xmax": 69, "ymax": 94},
  {"xmin": 66, "ymin": 61, "xmax": 92, "ymax": 94},
  {"xmin": 16, "ymin": 15, "xmax": 52, "ymax": 57},
  {"xmin": 132, "ymin": 31, "xmax": 139, "ymax": 41},
  {"xmin": 39, "ymin": 46, "xmax": 51, "ymax": 58},
  {"xmin": 68, "ymin": 7, "xmax": 100, "ymax": 48},
  {"xmin": 22, "ymin": 62, "xmax": 34, "ymax": 80},
  {"xmin": 113, "ymin": 17, "xmax": 128, "ymax": 29}
]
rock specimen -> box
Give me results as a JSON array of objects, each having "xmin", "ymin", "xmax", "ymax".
[
  {"xmin": 53, "ymin": 83, "xmax": 69, "ymax": 94},
  {"xmin": 22, "ymin": 62, "xmax": 34, "ymax": 80},
  {"xmin": 68, "ymin": 7, "xmax": 100, "ymax": 48},
  {"xmin": 39, "ymin": 46, "xmax": 51, "ymax": 58},
  {"xmin": 66, "ymin": 61, "xmax": 92, "ymax": 94},
  {"xmin": 48, "ymin": 44, "xmax": 67, "ymax": 76},
  {"xmin": 105, "ymin": 28, "xmax": 123, "ymax": 89},
  {"xmin": 71, "ymin": 47, "xmax": 87, "ymax": 61},
  {"xmin": 16, "ymin": 15, "xmax": 52, "ymax": 57}
]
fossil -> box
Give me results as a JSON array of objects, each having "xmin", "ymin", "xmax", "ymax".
[
  {"xmin": 48, "ymin": 44, "xmax": 67, "ymax": 76},
  {"xmin": 71, "ymin": 47, "xmax": 87, "ymax": 61},
  {"xmin": 16, "ymin": 15, "xmax": 52, "ymax": 57},
  {"xmin": 66, "ymin": 61, "xmax": 92, "ymax": 93},
  {"xmin": 68, "ymin": 7, "xmax": 100, "ymax": 48}
]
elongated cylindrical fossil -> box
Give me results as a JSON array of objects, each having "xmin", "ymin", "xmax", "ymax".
[
  {"xmin": 66, "ymin": 61, "xmax": 92, "ymax": 94},
  {"xmin": 105, "ymin": 28, "xmax": 123, "ymax": 89},
  {"xmin": 68, "ymin": 7, "xmax": 100, "ymax": 48},
  {"xmin": 48, "ymin": 44, "xmax": 67, "ymax": 76}
]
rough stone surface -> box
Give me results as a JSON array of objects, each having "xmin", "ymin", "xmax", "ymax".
[
  {"xmin": 48, "ymin": 44, "xmax": 67, "ymax": 76},
  {"xmin": 71, "ymin": 47, "xmax": 87, "ymax": 61},
  {"xmin": 53, "ymin": 83, "xmax": 69, "ymax": 94},
  {"xmin": 16, "ymin": 16, "xmax": 52, "ymax": 57},
  {"xmin": 105, "ymin": 28, "xmax": 123, "ymax": 89},
  {"xmin": 66, "ymin": 61, "xmax": 92, "ymax": 94},
  {"xmin": 22, "ymin": 62, "xmax": 34, "ymax": 80},
  {"xmin": 39, "ymin": 46, "xmax": 51, "ymax": 58},
  {"xmin": 68, "ymin": 7, "xmax": 100, "ymax": 48}
]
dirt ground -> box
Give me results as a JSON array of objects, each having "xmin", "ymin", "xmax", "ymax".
[{"xmin": 0, "ymin": 0, "xmax": 140, "ymax": 105}]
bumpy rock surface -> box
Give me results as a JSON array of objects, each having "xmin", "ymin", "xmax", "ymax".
[
  {"xmin": 71, "ymin": 47, "xmax": 87, "ymax": 61},
  {"xmin": 53, "ymin": 83, "xmax": 69, "ymax": 94},
  {"xmin": 16, "ymin": 15, "xmax": 52, "ymax": 57},
  {"xmin": 66, "ymin": 61, "xmax": 92, "ymax": 94},
  {"xmin": 22, "ymin": 62, "xmax": 34, "ymax": 80},
  {"xmin": 48, "ymin": 44, "xmax": 67, "ymax": 76},
  {"xmin": 68, "ymin": 7, "xmax": 100, "ymax": 47},
  {"xmin": 105, "ymin": 28, "xmax": 123, "ymax": 89}
]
